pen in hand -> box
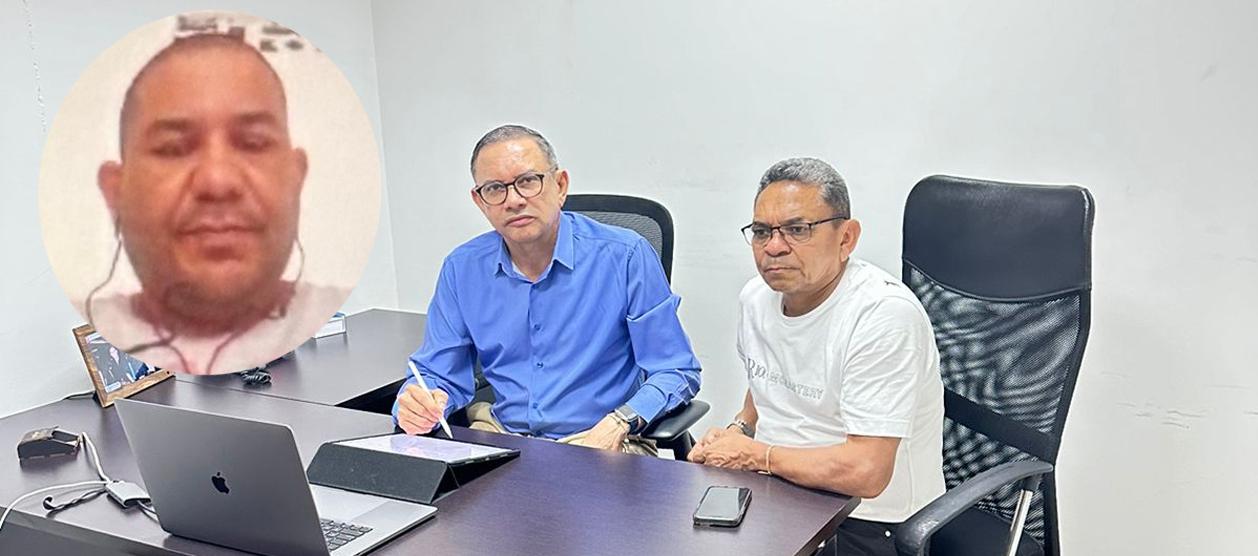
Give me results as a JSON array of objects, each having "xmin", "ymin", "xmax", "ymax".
[{"xmin": 407, "ymin": 360, "xmax": 453, "ymax": 439}]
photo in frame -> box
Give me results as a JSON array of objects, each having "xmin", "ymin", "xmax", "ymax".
[{"xmin": 72, "ymin": 324, "xmax": 173, "ymax": 407}]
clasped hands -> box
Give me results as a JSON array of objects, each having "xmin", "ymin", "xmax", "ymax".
[{"xmin": 688, "ymin": 424, "xmax": 768, "ymax": 472}]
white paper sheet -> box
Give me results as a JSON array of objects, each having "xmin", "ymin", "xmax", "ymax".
[{"xmin": 336, "ymin": 434, "xmax": 512, "ymax": 464}]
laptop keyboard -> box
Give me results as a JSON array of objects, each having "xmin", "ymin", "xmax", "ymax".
[{"xmin": 320, "ymin": 518, "xmax": 373, "ymax": 551}]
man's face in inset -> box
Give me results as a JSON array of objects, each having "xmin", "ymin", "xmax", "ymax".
[{"xmin": 98, "ymin": 43, "xmax": 307, "ymax": 313}]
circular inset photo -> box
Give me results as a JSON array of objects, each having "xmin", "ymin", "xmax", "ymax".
[{"xmin": 39, "ymin": 12, "xmax": 381, "ymax": 375}]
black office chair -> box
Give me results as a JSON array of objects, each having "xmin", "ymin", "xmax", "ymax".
[
  {"xmin": 462, "ymin": 194, "xmax": 708, "ymax": 459},
  {"xmin": 895, "ymin": 176, "xmax": 1094, "ymax": 556},
  {"xmin": 564, "ymin": 194, "xmax": 675, "ymax": 282}
]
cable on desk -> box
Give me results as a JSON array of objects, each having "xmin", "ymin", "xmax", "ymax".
[
  {"xmin": 42, "ymin": 487, "xmax": 107, "ymax": 513},
  {"xmin": 82, "ymin": 433, "xmax": 111, "ymax": 482},
  {"xmin": 0, "ymin": 480, "xmax": 110, "ymax": 534},
  {"xmin": 138, "ymin": 500, "xmax": 159, "ymax": 521},
  {"xmin": 0, "ymin": 433, "xmax": 121, "ymax": 534},
  {"xmin": 238, "ymin": 367, "xmax": 272, "ymax": 386}
]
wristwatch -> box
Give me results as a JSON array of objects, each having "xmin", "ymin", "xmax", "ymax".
[
  {"xmin": 728, "ymin": 418, "xmax": 754, "ymax": 438},
  {"xmin": 613, "ymin": 404, "xmax": 646, "ymax": 435}
]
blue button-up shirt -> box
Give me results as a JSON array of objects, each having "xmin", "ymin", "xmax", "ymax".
[{"xmin": 393, "ymin": 212, "xmax": 701, "ymax": 439}]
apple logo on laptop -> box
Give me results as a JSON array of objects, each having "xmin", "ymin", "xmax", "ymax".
[{"xmin": 212, "ymin": 472, "xmax": 230, "ymax": 494}]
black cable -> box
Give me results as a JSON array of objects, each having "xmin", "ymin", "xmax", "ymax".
[
  {"xmin": 31, "ymin": 433, "xmax": 111, "ymax": 514},
  {"xmin": 0, "ymin": 481, "xmax": 109, "ymax": 532},
  {"xmin": 0, "ymin": 435, "xmax": 113, "ymax": 532},
  {"xmin": 207, "ymin": 238, "xmax": 306, "ymax": 374},
  {"xmin": 83, "ymin": 224, "xmax": 126, "ymax": 334},
  {"xmin": 238, "ymin": 367, "xmax": 272, "ymax": 386},
  {"xmin": 0, "ymin": 433, "xmax": 158, "ymax": 528},
  {"xmin": 42, "ymin": 487, "xmax": 106, "ymax": 513}
]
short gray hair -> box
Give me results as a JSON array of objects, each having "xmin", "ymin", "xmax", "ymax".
[
  {"xmin": 757, "ymin": 157, "xmax": 851, "ymax": 217},
  {"xmin": 470, "ymin": 124, "xmax": 558, "ymax": 175}
]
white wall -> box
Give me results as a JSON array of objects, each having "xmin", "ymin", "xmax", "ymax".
[
  {"xmin": 0, "ymin": 0, "xmax": 397, "ymax": 417},
  {"xmin": 370, "ymin": 1, "xmax": 1257, "ymax": 553},
  {"xmin": 4, "ymin": 1, "xmax": 1255, "ymax": 552}
]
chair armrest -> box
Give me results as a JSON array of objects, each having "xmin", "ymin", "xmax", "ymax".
[
  {"xmin": 641, "ymin": 400, "xmax": 710, "ymax": 442},
  {"xmin": 895, "ymin": 459, "xmax": 1053, "ymax": 556},
  {"xmin": 472, "ymin": 358, "xmax": 488, "ymax": 390}
]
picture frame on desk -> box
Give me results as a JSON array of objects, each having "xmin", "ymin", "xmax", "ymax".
[{"xmin": 72, "ymin": 324, "xmax": 173, "ymax": 407}]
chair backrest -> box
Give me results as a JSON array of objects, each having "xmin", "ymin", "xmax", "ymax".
[
  {"xmin": 562, "ymin": 194, "xmax": 674, "ymax": 282},
  {"xmin": 901, "ymin": 175, "xmax": 1094, "ymax": 556}
]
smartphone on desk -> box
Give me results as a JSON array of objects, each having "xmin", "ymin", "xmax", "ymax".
[{"xmin": 693, "ymin": 485, "xmax": 751, "ymax": 527}]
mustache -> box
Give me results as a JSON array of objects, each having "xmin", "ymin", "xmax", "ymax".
[
  {"xmin": 760, "ymin": 257, "xmax": 794, "ymax": 268},
  {"xmin": 176, "ymin": 209, "xmax": 265, "ymax": 234}
]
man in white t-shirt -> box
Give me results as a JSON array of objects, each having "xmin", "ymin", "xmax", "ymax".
[{"xmin": 689, "ymin": 157, "xmax": 945, "ymax": 555}]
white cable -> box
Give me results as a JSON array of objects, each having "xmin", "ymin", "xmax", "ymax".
[
  {"xmin": 81, "ymin": 434, "xmax": 111, "ymax": 482},
  {"xmin": 0, "ymin": 480, "xmax": 109, "ymax": 534},
  {"xmin": 0, "ymin": 433, "xmax": 115, "ymax": 534},
  {"xmin": 138, "ymin": 501, "xmax": 159, "ymax": 521}
]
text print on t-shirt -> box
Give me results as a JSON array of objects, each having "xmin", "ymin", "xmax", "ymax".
[{"xmin": 744, "ymin": 356, "xmax": 824, "ymax": 400}]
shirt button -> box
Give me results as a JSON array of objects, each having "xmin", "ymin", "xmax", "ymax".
[
  {"xmin": 533, "ymin": 324, "xmax": 541, "ymax": 331},
  {"xmin": 536, "ymin": 362, "xmax": 544, "ymax": 368},
  {"xmin": 531, "ymin": 402, "xmax": 538, "ymax": 409}
]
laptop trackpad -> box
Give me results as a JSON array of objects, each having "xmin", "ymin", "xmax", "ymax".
[
  {"xmin": 311, "ymin": 485, "xmax": 435, "ymax": 525},
  {"xmin": 311, "ymin": 485, "xmax": 395, "ymax": 521}
]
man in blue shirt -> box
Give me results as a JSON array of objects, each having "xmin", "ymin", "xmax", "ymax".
[{"xmin": 393, "ymin": 125, "xmax": 701, "ymax": 454}]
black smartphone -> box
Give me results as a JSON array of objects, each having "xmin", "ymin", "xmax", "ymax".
[{"xmin": 693, "ymin": 485, "xmax": 752, "ymax": 527}]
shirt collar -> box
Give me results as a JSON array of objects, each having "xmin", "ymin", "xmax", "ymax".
[{"xmin": 493, "ymin": 212, "xmax": 576, "ymax": 278}]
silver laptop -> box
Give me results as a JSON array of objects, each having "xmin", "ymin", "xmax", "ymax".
[{"xmin": 115, "ymin": 399, "xmax": 437, "ymax": 555}]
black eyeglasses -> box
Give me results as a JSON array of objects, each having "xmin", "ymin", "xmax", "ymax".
[
  {"xmin": 741, "ymin": 215, "xmax": 847, "ymax": 245},
  {"xmin": 473, "ymin": 167, "xmax": 556, "ymax": 205}
]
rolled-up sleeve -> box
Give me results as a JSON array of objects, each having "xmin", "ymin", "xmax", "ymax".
[
  {"xmin": 622, "ymin": 238, "xmax": 702, "ymax": 423},
  {"xmin": 392, "ymin": 258, "xmax": 477, "ymax": 426}
]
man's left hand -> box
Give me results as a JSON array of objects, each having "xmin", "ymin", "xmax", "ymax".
[
  {"xmin": 571, "ymin": 413, "xmax": 629, "ymax": 451},
  {"xmin": 689, "ymin": 431, "xmax": 765, "ymax": 472}
]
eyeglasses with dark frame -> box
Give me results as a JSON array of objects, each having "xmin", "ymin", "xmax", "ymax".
[
  {"xmin": 741, "ymin": 215, "xmax": 848, "ymax": 245},
  {"xmin": 472, "ymin": 167, "xmax": 558, "ymax": 206}
]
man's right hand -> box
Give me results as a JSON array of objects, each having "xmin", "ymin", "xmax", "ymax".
[
  {"xmin": 693, "ymin": 424, "xmax": 742, "ymax": 452},
  {"xmin": 396, "ymin": 384, "xmax": 449, "ymax": 435}
]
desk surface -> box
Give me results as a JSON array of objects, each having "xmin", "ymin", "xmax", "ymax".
[
  {"xmin": 0, "ymin": 380, "xmax": 389, "ymax": 555},
  {"xmin": 1, "ymin": 380, "xmax": 857, "ymax": 555},
  {"xmin": 177, "ymin": 309, "xmax": 424, "ymax": 408},
  {"xmin": 394, "ymin": 427, "xmax": 857, "ymax": 556}
]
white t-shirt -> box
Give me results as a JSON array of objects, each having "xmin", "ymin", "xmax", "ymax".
[
  {"xmin": 738, "ymin": 258, "xmax": 945, "ymax": 523},
  {"xmin": 86, "ymin": 282, "xmax": 348, "ymax": 375}
]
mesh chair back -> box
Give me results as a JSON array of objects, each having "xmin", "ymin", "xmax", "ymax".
[
  {"xmin": 901, "ymin": 175, "xmax": 1094, "ymax": 556},
  {"xmin": 563, "ymin": 194, "xmax": 675, "ymax": 282}
]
